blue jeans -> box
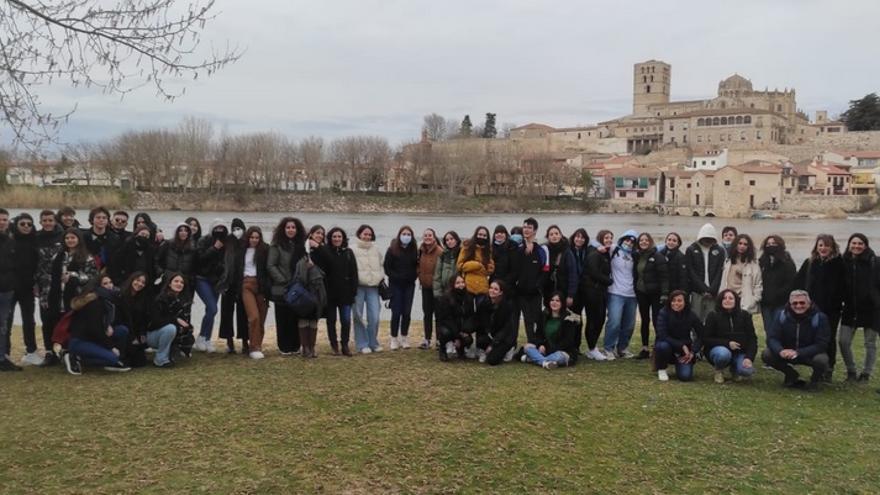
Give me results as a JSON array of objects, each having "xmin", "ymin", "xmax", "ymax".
[
  {"xmin": 326, "ymin": 303, "xmax": 352, "ymax": 346},
  {"xmin": 68, "ymin": 326, "xmax": 129, "ymax": 367},
  {"xmin": 708, "ymin": 346, "xmax": 756, "ymax": 377},
  {"xmin": 195, "ymin": 277, "xmax": 219, "ymax": 339},
  {"xmin": 654, "ymin": 340, "xmax": 694, "ymax": 381},
  {"xmin": 389, "ymin": 280, "xmax": 415, "ymax": 338},
  {"xmin": 0, "ymin": 290, "xmax": 12, "ymax": 359},
  {"xmin": 604, "ymin": 293, "xmax": 637, "ymax": 353},
  {"xmin": 354, "ymin": 287, "xmax": 380, "ymax": 351},
  {"xmin": 147, "ymin": 324, "xmax": 177, "ymax": 366},
  {"xmin": 761, "ymin": 305, "xmax": 783, "ymax": 335},
  {"xmin": 524, "ymin": 345, "xmax": 569, "ymax": 367}
]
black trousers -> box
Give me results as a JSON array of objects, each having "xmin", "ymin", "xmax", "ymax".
[
  {"xmin": 274, "ymin": 303, "xmax": 300, "ymax": 353},
  {"xmin": 761, "ymin": 349, "xmax": 829, "ymax": 383},
  {"xmin": 476, "ymin": 333, "xmax": 513, "ymax": 366},
  {"xmin": 636, "ymin": 291, "xmax": 662, "ymax": 348},
  {"xmin": 825, "ymin": 309, "xmax": 841, "ymax": 370},
  {"xmin": 422, "ymin": 287, "xmax": 435, "ymax": 341},
  {"xmin": 5, "ymin": 287, "xmax": 36, "ymax": 353},
  {"xmin": 569, "ymin": 294, "xmax": 586, "ymax": 351},
  {"xmin": 219, "ymin": 291, "xmax": 248, "ymax": 341},
  {"xmin": 583, "ymin": 288, "xmax": 607, "ymax": 350},
  {"xmin": 39, "ymin": 303, "xmax": 56, "ymax": 351},
  {"xmin": 517, "ymin": 293, "xmax": 543, "ymax": 344}
]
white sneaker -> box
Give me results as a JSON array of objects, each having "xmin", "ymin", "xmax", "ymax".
[
  {"xmin": 360, "ymin": 347, "xmax": 373, "ymax": 355},
  {"xmin": 586, "ymin": 348, "xmax": 607, "ymax": 361},
  {"xmin": 521, "ymin": 354, "xmax": 530, "ymax": 363},
  {"xmin": 478, "ymin": 350, "xmax": 487, "ymax": 363},
  {"xmin": 503, "ymin": 346, "xmax": 516, "ymax": 362},
  {"xmin": 658, "ymin": 369, "xmax": 669, "ymax": 382},
  {"xmin": 445, "ymin": 342, "xmax": 456, "ymax": 356},
  {"xmin": 389, "ymin": 337, "xmax": 399, "ymax": 351},
  {"xmin": 618, "ymin": 348, "xmax": 635, "ymax": 359},
  {"xmin": 193, "ymin": 336, "xmax": 207, "ymax": 352},
  {"xmin": 542, "ymin": 360, "xmax": 558, "ymax": 370},
  {"xmin": 419, "ymin": 339, "xmax": 431, "ymax": 350},
  {"xmin": 204, "ymin": 340, "xmax": 216, "ymax": 353},
  {"xmin": 249, "ymin": 351, "xmax": 265, "ymax": 360},
  {"xmin": 602, "ymin": 349, "xmax": 617, "ymax": 361},
  {"xmin": 714, "ymin": 371, "xmax": 725, "ymax": 384},
  {"xmin": 465, "ymin": 344, "xmax": 478, "ymax": 360},
  {"xmin": 400, "ymin": 335, "xmax": 410, "ymax": 349},
  {"xmin": 372, "ymin": 345, "xmax": 383, "ymax": 353},
  {"xmin": 20, "ymin": 352, "xmax": 45, "ymax": 366}
]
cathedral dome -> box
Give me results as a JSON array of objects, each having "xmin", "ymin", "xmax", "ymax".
[{"xmin": 719, "ymin": 74, "xmax": 753, "ymax": 92}]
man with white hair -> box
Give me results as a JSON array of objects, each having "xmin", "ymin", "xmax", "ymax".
[{"xmin": 762, "ymin": 289, "xmax": 831, "ymax": 391}]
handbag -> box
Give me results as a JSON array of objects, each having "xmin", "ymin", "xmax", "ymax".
[
  {"xmin": 285, "ymin": 280, "xmax": 318, "ymax": 318},
  {"xmin": 378, "ymin": 279, "xmax": 391, "ymax": 301}
]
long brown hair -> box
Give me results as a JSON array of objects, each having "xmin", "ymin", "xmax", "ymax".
[
  {"xmin": 810, "ymin": 234, "xmax": 839, "ymax": 260},
  {"xmin": 389, "ymin": 225, "xmax": 416, "ymax": 256},
  {"xmin": 63, "ymin": 228, "xmax": 90, "ymax": 265},
  {"xmin": 461, "ymin": 225, "xmax": 491, "ymax": 269}
]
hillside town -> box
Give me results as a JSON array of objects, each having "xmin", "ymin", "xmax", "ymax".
[{"xmin": 6, "ymin": 60, "xmax": 880, "ymax": 218}]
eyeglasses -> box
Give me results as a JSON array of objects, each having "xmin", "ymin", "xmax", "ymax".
[
  {"xmin": 790, "ymin": 301, "xmax": 809, "ymax": 306},
  {"xmin": 18, "ymin": 222, "xmax": 32, "ymax": 227}
]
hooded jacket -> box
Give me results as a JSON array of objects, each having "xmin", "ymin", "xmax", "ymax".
[
  {"xmin": 491, "ymin": 240, "xmax": 515, "ymax": 287},
  {"xmin": 476, "ymin": 296, "xmax": 518, "ymax": 347},
  {"xmin": 110, "ymin": 227, "xmax": 157, "ymax": 284},
  {"xmin": 0, "ymin": 231, "xmax": 16, "ymax": 292},
  {"xmin": 436, "ymin": 288, "xmax": 478, "ymax": 335},
  {"xmin": 267, "ymin": 237, "xmax": 307, "ymax": 300},
  {"xmin": 582, "ymin": 242, "xmax": 611, "ymax": 293},
  {"xmin": 293, "ymin": 255, "xmax": 328, "ymax": 319},
  {"xmin": 702, "ymin": 293, "xmax": 758, "ymax": 359},
  {"xmin": 685, "ymin": 224, "xmax": 725, "ymax": 296},
  {"xmin": 35, "ymin": 226, "xmax": 63, "ymax": 306},
  {"xmin": 661, "ymin": 245, "xmax": 689, "ymax": 293},
  {"xmin": 511, "ymin": 240, "xmax": 549, "ymax": 296},
  {"xmin": 384, "ymin": 241, "xmax": 419, "ymax": 285},
  {"xmin": 766, "ymin": 304, "xmax": 831, "ymax": 359},
  {"xmin": 195, "ymin": 219, "xmax": 229, "ymax": 283},
  {"xmin": 655, "ymin": 297, "xmax": 703, "ymax": 351},
  {"xmin": 609, "ymin": 230, "xmax": 638, "ymax": 298},
  {"xmin": 456, "ymin": 240, "xmax": 495, "ymax": 295}
]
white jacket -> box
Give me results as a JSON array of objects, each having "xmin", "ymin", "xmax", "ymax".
[
  {"xmin": 352, "ymin": 239, "xmax": 384, "ymax": 287},
  {"xmin": 721, "ymin": 258, "xmax": 762, "ymax": 314}
]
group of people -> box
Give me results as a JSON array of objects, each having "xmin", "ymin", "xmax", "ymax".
[{"xmin": 0, "ymin": 207, "xmax": 876, "ymax": 393}]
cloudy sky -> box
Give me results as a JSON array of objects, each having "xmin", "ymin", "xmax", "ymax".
[{"xmin": 28, "ymin": 0, "xmax": 880, "ymax": 148}]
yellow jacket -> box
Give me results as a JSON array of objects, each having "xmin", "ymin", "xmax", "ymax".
[{"xmin": 456, "ymin": 241, "xmax": 495, "ymax": 295}]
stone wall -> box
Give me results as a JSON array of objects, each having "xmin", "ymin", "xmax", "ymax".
[{"xmin": 778, "ymin": 194, "xmax": 875, "ymax": 214}]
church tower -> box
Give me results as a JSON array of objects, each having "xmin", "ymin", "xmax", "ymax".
[{"xmin": 633, "ymin": 60, "xmax": 671, "ymax": 115}]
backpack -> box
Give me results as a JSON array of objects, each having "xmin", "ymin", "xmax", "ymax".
[{"xmin": 51, "ymin": 311, "xmax": 75, "ymax": 347}]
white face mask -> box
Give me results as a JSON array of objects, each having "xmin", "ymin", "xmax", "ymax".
[
  {"xmin": 233, "ymin": 228, "xmax": 244, "ymax": 239},
  {"xmin": 399, "ymin": 234, "xmax": 412, "ymax": 246}
]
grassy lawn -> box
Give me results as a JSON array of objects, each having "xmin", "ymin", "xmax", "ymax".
[{"xmin": 2, "ymin": 319, "xmax": 879, "ymax": 494}]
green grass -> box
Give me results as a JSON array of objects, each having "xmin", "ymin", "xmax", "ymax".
[{"xmin": 2, "ymin": 320, "xmax": 879, "ymax": 494}]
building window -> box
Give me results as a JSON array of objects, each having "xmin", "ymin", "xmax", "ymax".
[
  {"xmin": 669, "ymin": 125, "xmax": 674, "ymax": 131},
  {"xmin": 696, "ymin": 194, "xmax": 701, "ymax": 205},
  {"xmin": 712, "ymin": 117, "xmax": 720, "ymax": 125},
  {"xmin": 578, "ymin": 133, "xmax": 581, "ymax": 139},
  {"xmin": 650, "ymin": 75, "xmax": 654, "ymax": 82},
  {"xmin": 777, "ymin": 104, "xmax": 782, "ymax": 112},
  {"xmin": 711, "ymin": 160, "xmax": 716, "ymax": 165},
  {"xmin": 744, "ymin": 116, "xmax": 752, "ymax": 124},
  {"xmin": 749, "ymin": 180, "xmax": 756, "ymax": 186},
  {"xmin": 697, "ymin": 135, "xmax": 702, "ymax": 143},
  {"xmin": 724, "ymin": 180, "xmax": 731, "ymax": 186},
  {"xmin": 756, "ymin": 131, "xmax": 762, "ymax": 140},
  {"xmin": 701, "ymin": 160, "xmax": 707, "ymax": 166},
  {"xmin": 637, "ymin": 191, "xmax": 645, "ymax": 198},
  {"xmin": 736, "ymin": 116, "xmax": 743, "ymax": 125},
  {"xmin": 721, "ymin": 117, "xmax": 728, "ymax": 125},
  {"xmin": 620, "ymin": 191, "xmax": 626, "ymax": 198},
  {"xmin": 683, "ymin": 135, "xmax": 687, "ymax": 143},
  {"xmin": 646, "ymin": 85, "xmax": 651, "ymax": 93},
  {"xmin": 698, "ymin": 118, "xmax": 705, "ymax": 126},
  {"xmin": 687, "ymin": 183, "xmax": 691, "ymax": 188},
  {"xmin": 643, "ymin": 76, "xmax": 647, "ymax": 83}
]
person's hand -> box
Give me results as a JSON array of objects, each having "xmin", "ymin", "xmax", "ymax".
[
  {"xmin": 680, "ymin": 345, "xmax": 692, "ymax": 363},
  {"xmin": 176, "ymin": 318, "xmax": 188, "ymax": 327},
  {"xmin": 566, "ymin": 297, "xmax": 574, "ymax": 308},
  {"xmin": 112, "ymin": 348, "xmax": 120, "ymax": 356},
  {"xmin": 779, "ymin": 349, "xmax": 797, "ymax": 359},
  {"xmin": 596, "ymin": 245, "xmax": 608, "ymax": 254},
  {"xmin": 308, "ymin": 239, "xmax": 319, "ymax": 249},
  {"xmin": 729, "ymin": 341, "xmax": 741, "ymax": 350},
  {"xmin": 213, "ymin": 240, "xmax": 224, "ymax": 250},
  {"xmin": 486, "ymin": 346, "xmax": 492, "ymax": 354},
  {"xmin": 539, "ymin": 345, "xmax": 546, "ymax": 354},
  {"xmin": 62, "ymin": 272, "xmax": 70, "ymax": 284},
  {"xmin": 156, "ymin": 231, "xmax": 165, "ymax": 242},
  {"xmin": 703, "ymin": 292, "xmax": 713, "ymax": 298},
  {"xmin": 742, "ymin": 358, "xmax": 753, "ymax": 369},
  {"xmin": 106, "ymin": 326, "xmax": 114, "ymax": 337},
  {"xmin": 139, "ymin": 335, "xmax": 147, "ymax": 344},
  {"xmin": 659, "ymin": 295, "xmax": 668, "ymax": 305}
]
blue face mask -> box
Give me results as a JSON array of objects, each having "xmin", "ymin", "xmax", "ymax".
[
  {"xmin": 494, "ymin": 238, "xmax": 505, "ymax": 246},
  {"xmin": 620, "ymin": 243, "xmax": 633, "ymax": 253},
  {"xmin": 509, "ymin": 234, "xmax": 523, "ymax": 245},
  {"xmin": 399, "ymin": 234, "xmax": 412, "ymax": 246}
]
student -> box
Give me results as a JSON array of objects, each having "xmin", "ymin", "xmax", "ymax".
[
  {"xmin": 384, "ymin": 225, "xmax": 419, "ymax": 350},
  {"xmin": 794, "ymin": 234, "xmax": 845, "ymax": 382},
  {"xmin": 685, "ymin": 223, "xmax": 725, "ymax": 323},
  {"xmin": 475, "ymin": 280, "xmax": 518, "ymax": 366},
  {"xmin": 115, "ymin": 271, "xmax": 152, "ymax": 361},
  {"xmin": 432, "ymin": 231, "xmax": 461, "ymax": 299},
  {"xmin": 109, "ymin": 226, "xmax": 156, "ymax": 286},
  {"xmin": 293, "ymin": 245, "xmax": 327, "ymax": 359},
  {"xmin": 702, "ymin": 289, "xmax": 758, "ymax": 384},
  {"xmin": 57, "ymin": 206, "xmax": 79, "ymax": 230},
  {"xmin": 720, "ymin": 234, "xmax": 762, "ymax": 314},
  {"xmin": 185, "ymin": 216, "xmax": 203, "ymax": 244},
  {"xmin": 634, "ymin": 232, "xmax": 668, "ymax": 360},
  {"xmin": 148, "ymin": 273, "xmax": 194, "ymax": 368},
  {"xmin": 64, "ymin": 275, "xmax": 131, "ymax": 375},
  {"xmin": 81, "ymin": 206, "xmax": 119, "ymax": 269},
  {"xmin": 155, "ymin": 223, "xmax": 197, "ymax": 296},
  {"xmin": 111, "ymin": 211, "xmax": 130, "ymax": 241},
  {"xmin": 603, "ymin": 230, "xmax": 638, "ymax": 359},
  {"xmin": 490, "ymin": 225, "xmax": 513, "ymax": 286},
  {"xmin": 238, "ymin": 227, "xmax": 270, "ymax": 360},
  {"xmin": 721, "ymin": 226, "xmax": 738, "ymax": 259},
  {"xmin": 35, "ymin": 209, "xmax": 63, "ymax": 365},
  {"xmin": 46, "ymin": 229, "xmax": 99, "ymax": 324},
  {"xmin": 758, "ymin": 235, "xmax": 797, "ymax": 331},
  {"xmin": 312, "ymin": 227, "xmax": 358, "ymax": 356},
  {"xmin": 762, "ymin": 290, "xmax": 831, "ymax": 391},
  {"xmin": 653, "ymin": 290, "xmax": 702, "ymax": 382},
  {"xmin": 660, "ymin": 232, "xmax": 689, "ymax": 293},
  {"xmin": 8, "ymin": 214, "xmax": 41, "ymax": 366},
  {"xmin": 838, "ymin": 233, "xmax": 879, "ymax": 382},
  {"xmin": 352, "ymin": 224, "xmax": 383, "ymax": 354},
  {"xmin": 267, "ymin": 217, "xmax": 307, "ymax": 355},
  {"xmin": 522, "ymin": 292, "xmax": 580, "ymax": 369},
  {"xmin": 512, "ymin": 217, "xmax": 549, "ymax": 345},
  {"xmin": 219, "ymin": 218, "xmax": 248, "ymax": 354},
  {"xmin": 457, "ymin": 226, "xmax": 495, "ymax": 300},
  {"xmin": 568, "ymin": 228, "xmax": 590, "ymax": 350},
  {"xmin": 193, "ymin": 220, "xmax": 230, "ymax": 353},
  {"xmin": 436, "ymin": 275, "xmax": 477, "ymax": 361},
  {"xmin": 543, "ymin": 225, "xmax": 577, "ymax": 309},
  {"xmin": 417, "ymin": 228, "xmax": 442, "ymax": 349},
  {"xmin": 0, "ymin": 209, "xmax": 19, "ymax": 371},
  {"xmin": 581, "ymin": 229, "xmax": 613, "ymax": 361}
]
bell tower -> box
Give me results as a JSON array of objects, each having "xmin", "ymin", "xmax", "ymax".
[{"xmin": 633, "ymin": 60, "xmax": 671, "ymax": 115}]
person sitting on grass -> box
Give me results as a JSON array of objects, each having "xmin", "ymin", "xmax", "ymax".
[
  {"xmin": 64, "ymin": 274, "xmax": 131, "ymax": 375},
  {"xmin": 148, "ymin": 273, "xmax": 194, "ymax": 368},
  {"xmin": 653, "ymin": 290, "xmax": 702, "ymax": 382},
  {"xmin": 475, "ymin": 280, "xmax": 518, "ymax": 366},
  {"xmin": 761, "ymin": 290, "xmax": 830, "ymax": 391},
  {"xmin": 521, "ymin": 291, "xmax": 580, "ymax": 369},
  {"xmin": 436, "ymin": 275, "xmax": 476, "ymax": 362},
  {"xmin": 702, "ymin": 289, "xmax": 758, "ymax": 384}
]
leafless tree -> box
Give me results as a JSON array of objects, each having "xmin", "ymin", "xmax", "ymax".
[
  {"xmin": 0, "ymin": 0, "xmax": 242, "ymax": 149},
  {"xmin": 422, "ymin": 113, "xmax": 450, "ymax": 141},
  {"xmin": 299, "ymin": 136, "xmax": 325, "ymax": 192},
  {"xmin": 178, "ymin": 116, "xmax": 214, "ymax": 192}
]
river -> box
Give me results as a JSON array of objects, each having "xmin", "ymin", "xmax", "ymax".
[{"xmin": 10, "ymin": 210, "xmax": 880, "ymax": 325}]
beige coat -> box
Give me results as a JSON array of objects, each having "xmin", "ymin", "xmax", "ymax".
[
  {"xmin": 721, "ymin": 258, "xmax": 762, "ymax": 314},
  {"xmin": 352, "ymin": 239, "xmax": 384, "ymax": 287}
]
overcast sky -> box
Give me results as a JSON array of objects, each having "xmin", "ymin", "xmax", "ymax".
[{"xmin": 30, "ymin": 0, "xmax": 880, "ymax": 148}]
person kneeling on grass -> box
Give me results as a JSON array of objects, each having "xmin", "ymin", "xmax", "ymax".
[
  {"xmin": 653, "ymin": 290, "xmax": 702, "ymax": 382},
  {"xmin": 521, "ymin": 291, "xmax": 580, "ymax": 369},
  {"xmin": 64, "ymin": 275, "xmax": 131, "ymax": 375},
  {"xmin": 148, "ymin": 273, "xmax": 195, "ymax": 368},
  {"xmin": 702, "ymin": 289, "xmax": 758, "ymax": 384},
  {"xmin": 761, "ymin": 290, "xmax": 830, "ymax": 391},
  {"xmin": 475, "ymin": 280, "xmax": 517, "ymax": 366},
  {"xmin": 436, "ymin": 275, "xmax": 477, "ymax": 361}
]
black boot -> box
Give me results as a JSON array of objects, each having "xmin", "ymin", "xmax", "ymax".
[{"xmin": 438, "ymin": 345, "xmax": 449, "ymax": 362}]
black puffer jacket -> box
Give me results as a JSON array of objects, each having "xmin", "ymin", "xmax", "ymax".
[
  {"xmin": 0, "ymin": 232, "xmax": 16, "ymax": 292},
  {"xmin": 841, "ymin": 248, "xmax": 880, "ymax": 327},
  {"xmin": 533, "ymin": 310, "xmax": 581, "ymax": 364},
  {"xmin": 477, "ymin": 297, "xmax": 518, "ymax": 346},
  {"xmin": 196, "ymin": 230, "xmax": 229, "ymax": 284},
  {"xmin": 633, "ymin": 248, "xmax": 668, "ymax": 296},
  {"xmin": 655, "ymin": 300, "xmax": 703, "ymax": 351},
  {"xmin": 491, "ymin": 241, "xmax": 515, "ymax": 287},
  {"xmin": 156, "ymin": 240, "xmax": 197, "ymax": 283},
  {"xmin": 582, "ymin": 246, "xmax": 611, "ymax": 292},
  {"xmin": 436, "ymin": 289, "xmax": 478, "ymax": 335},
  {"xmin": 759, "ymin": 251, "xmax": 797, "ymax": 308},
  {"xmin": 685, "ymin": 241, "xmax": 725, "ymax": 296},
  {"xmin": 663, "ymin": 247, "xmax": 689, "ymax": 293},
  {"xmin": 110, "ymin": 235, "xmax": 157, "ymax": 284},
  {"xmin": 794, "ymin": 255, "xmax": 845, "ymax": 316},
  {"xmin": 702, "ymin": 295, "xmax": 758, "ymax": 360},
  {"xmin": 151, "ymin": 290, "xmax": 192, "ymax": 330},
  {"xmin": 312, "ymin": 244, "xmax": 358, "ymax": 306},
  {"xmin": 766, "ymin": 304, "xmax": 830, "ymax": 359},
  {"xmin": 383, "ymin": 245, "xmax": 418, "ymax": 285}
]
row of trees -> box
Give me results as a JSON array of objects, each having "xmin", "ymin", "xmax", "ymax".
[{"xmin": 422, "ymin": 113, "xmax": 513, "ymax": 141}]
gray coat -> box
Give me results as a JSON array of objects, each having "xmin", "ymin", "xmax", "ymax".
[{"xmin": 294, "ymin": 257, "xmax": 327, "ymax": 319}]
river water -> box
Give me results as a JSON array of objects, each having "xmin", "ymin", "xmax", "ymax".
[{"xmin": 11, "ymin": 210, "xmax": 880, "ymax": 325}]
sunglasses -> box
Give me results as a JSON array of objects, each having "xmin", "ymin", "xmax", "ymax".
[
  {"xmin": 790, "ymin": 301, "xmax": 809, "ymax": 306},
  {"xmin": 18, "ymin": 222, "xmax": 32, "ymax": 227}
]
